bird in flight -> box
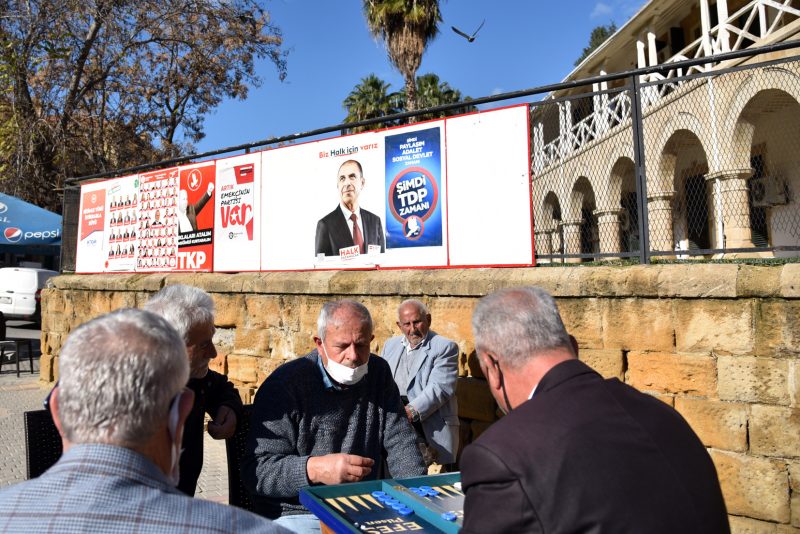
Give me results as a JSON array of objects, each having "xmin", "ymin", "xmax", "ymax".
[{"xmin": 452, "ymin": 19, "xmax": 485, "ymax": 43}]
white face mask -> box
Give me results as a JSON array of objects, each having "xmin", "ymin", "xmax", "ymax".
[
  {"xmin": 166, "ymin": 392, "xmax": 185, "ymax": 487},
  {"xmin": 322, "ymin": 345, "xmax": 369, "ymax": 386}
]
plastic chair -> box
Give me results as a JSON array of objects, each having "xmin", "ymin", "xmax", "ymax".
[
  {"xmin": 226, "ymin": 403, "xmax": 255, "ymax": 512},
  {"xmin": 0, "ymin": 311, "xmax": 35, "ymax": 377},
  {"xmin": 24, "ymin": 409, "xmax": 63, "ymax": 479}
]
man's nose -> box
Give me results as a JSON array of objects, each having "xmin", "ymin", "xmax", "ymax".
[{"xmin": 208, "ymin": 343, "xmax": 218, "ymax": 360}]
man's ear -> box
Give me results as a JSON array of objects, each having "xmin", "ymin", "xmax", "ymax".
[
  {"xmin": 48, "ymin": 387, "xmax": 68, "ymax": 447},
  {"xmin": 479, "ymin": 352, "xmax": 502, "ymax": 391},
  {"xmin": 569, "ymin": 335, "xmax": 579, "ymax": 358}
]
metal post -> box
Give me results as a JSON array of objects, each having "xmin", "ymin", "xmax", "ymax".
[{"xmin": 630, "ymin": 74, "xmax": 650, "ymax": 264}]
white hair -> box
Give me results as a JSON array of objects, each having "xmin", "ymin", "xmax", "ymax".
[
  {"xmin": 472, "ymin": 286, "xmax": 572, "ymax": 369},
  {"xmin": 57, "ymin": 308, "xmax": 188, "ymax": 447},
  {"xmin": 398, "ymin": 299, "xmax": 429, "ymax": 317},
  {"xmin": 144, "ymin": 284, "xmax": 214, "ymax": 342},
  {"xmin": 317, "ymin": 300, "xmax": 373, "ymax": 341}
]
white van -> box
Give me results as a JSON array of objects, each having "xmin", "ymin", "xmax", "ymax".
[{"xmin": 0, "ymin": 267, "xmax": 58, "ymax": 324}]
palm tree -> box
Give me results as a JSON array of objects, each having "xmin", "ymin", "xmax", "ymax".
[
  {"xmin": 343, "ymin": 74, "xmax": 402, "ymax": 133},
  {"xmin": 398, "ymin": 73, "xmax": 477, "ymax": 122},
  {"xmin": 363, "ymin": 0, "xmax": 442, "ymax": 119}
]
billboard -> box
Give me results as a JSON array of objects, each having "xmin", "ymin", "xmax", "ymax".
[{"xmin": 214, "ymin": 153, "xmax": 261, "ymax": 271}]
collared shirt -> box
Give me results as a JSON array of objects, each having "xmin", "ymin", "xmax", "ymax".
[
  {"xmin": 316, "ymin": 352, "xmax": 339, "ymax": 390},
  {"xmin": 339, "ymin": 204, "xmax": 365, "ymax": 244},
  {"xmin": 394, "ymin": 333, "xmax": 430, "ymax": 395}
]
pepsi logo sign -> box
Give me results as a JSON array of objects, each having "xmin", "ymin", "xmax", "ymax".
[{"xmin": 4, "ymin": 227, "xmax": 22, "ymax": 243}]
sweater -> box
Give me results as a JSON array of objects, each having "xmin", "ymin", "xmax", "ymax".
[{"xmin": 242, "ymin": 350, "xmax": 425, "ymax": 519}]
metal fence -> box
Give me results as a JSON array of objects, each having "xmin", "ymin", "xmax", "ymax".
[
  {"xmin": 531, "ymin": 44, "xmax": 800, "ymax": 263},
  {"xmin": 62, "ymin": 41, "xmax": 800, "ymax": 271}
]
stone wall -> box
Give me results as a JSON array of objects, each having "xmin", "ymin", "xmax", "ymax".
[{"xmin": 40, "ymin": 264, "xmax": 800, "ymax": 532}]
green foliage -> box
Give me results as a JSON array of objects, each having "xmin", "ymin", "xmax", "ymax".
[
  {"xmin": 0, "ymin": 0, "xmax": 286, "ymax": 211},
  {"xmin": 342, "ymin": 72, "xmax": 476, "ymax": 132},
  {"xmin": 362, "ymin": 0, "xmax": 443, "ymax": 114},
  {"xmin": 574, "ymin": 23, "xmax": 617, "ymax": 67}
]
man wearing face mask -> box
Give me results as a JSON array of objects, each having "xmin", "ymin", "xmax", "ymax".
[
  {"xmin": 145, "ymin": 284, "xmax": 242, "ymax": 496},
  {"xmin": 460, "ymin": 287, "xmax": 730, "ymax": 534},
  {"xmin": 243, "ymin": 300, "xmax": 425, "ymax": 532},
  {"xmin": 0, "ymin": 309, "xmax": 287, "ymax": 533}
]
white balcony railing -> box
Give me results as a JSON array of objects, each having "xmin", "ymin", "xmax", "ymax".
[{"xmin": 532, "ymin": 0, "xmax": 800, "ymax": 173}]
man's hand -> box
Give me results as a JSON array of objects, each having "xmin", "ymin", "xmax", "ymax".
[
  {"xmin": 207, "ymin": 405, "xmax": 237, "ymax": 439},
  {"xmin": 405, "ymin": 405, "xmax": 415, "ymax": 423},
  {"xmin": 307, "ymin": 453, "xmax": 374, "ymax": 485}
]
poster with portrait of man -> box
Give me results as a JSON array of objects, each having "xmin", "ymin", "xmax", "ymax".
[
  {"xmin": 136, "ymin": 167, "xmax": 179, "ymax": 272},
  {"xmin": 177, "ymin": 160, "xmax": 216, "ymax": 271},
  {"xmin": 260, "ymin": 133, "xmax": 385, "ymax": 270}
]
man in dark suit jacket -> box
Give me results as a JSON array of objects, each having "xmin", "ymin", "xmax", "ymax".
[
  {"xmin": 315, "ymin": 159, "xmax": 385, "ymax": 257},
  {"xmin": 462, "ymin": 286, "xmax": 730, "ymax": 534}
]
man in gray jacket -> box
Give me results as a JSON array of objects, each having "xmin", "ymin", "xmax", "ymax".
[{"xmin": 381, "ymin": 299, "xmax": 460, "ymax": 468}]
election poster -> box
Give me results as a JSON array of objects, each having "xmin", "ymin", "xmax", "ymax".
[
  {"xmin": 75, "ymin": 181, "xmax": 108, "ymax": 273},
  {"xmin": 177, "ymin": 160, "xmax": 216, "ymax": 271},
  {"xmin": 445, "ymin": 105, "xmax": 534, "ymax": 266},
  {"xmin": 384, "ymin": 126, "xmax": 443, "ymax": 249},
  {"xmin": 214, "ymin": 153, "xmax": 260, "ymax": 272},
  {"xmin": 137, "ymin": 167, "xmax": 179, "ymax": 271},
  {"xmin": 261, "ymin": 132, "xmax": 385, "ymax": 270},
  {"xmin": 103, "ymin": 175, "xmax": 139, "ymax": 272},
  {"xmin": 377, "ymin": 121, "xmax": 448, "ymax": 268}
]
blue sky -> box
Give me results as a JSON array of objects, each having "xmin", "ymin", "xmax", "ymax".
[{"xmin": 194, "ymin": 0, "xmax": 648, "ymax": 153}]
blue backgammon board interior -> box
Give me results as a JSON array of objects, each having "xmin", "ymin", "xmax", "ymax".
[{"xmin": 299, "ymin": 472, "xmax": 464, "ymax": 533}]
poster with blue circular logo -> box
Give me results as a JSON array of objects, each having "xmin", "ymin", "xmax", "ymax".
[{"xmin": 385, "ymin": 126, "xmax": 442, "ymax": 248}]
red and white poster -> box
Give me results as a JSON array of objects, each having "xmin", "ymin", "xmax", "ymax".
[
  {"xmin": 177, "ymin": 160, "xmax": 216, "ymax": 271},
  {"xmin": 103, "ymin": 175, "xmax": 139, "ymax": 272},
  {"xmin": 75, "ymin": 181, "xmax": 108, "ymax": 273},
  {"xmin": 137, "ymin": 167, "xmax": 179, "ymax": 271},
  {"xmin": 214, "ymin": 153, "xmax": 260, "ymax": 271}
]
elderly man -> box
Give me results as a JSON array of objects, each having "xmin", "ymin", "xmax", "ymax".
[
  {"xmin": 243, "ymin": 299, "xmax": 424, "ymax": 532},
  {"xmin": 145, "ymin": 284, "xmax": 242, "ymax": 496},
  {"xmin": 314, "ymin": 159, "xmax": 385, "ymax": 257},
  {"xmin": 381, "ymin": 299, "xmax": 459, "ymax": 468},
  {"xmin": 461, "ymin": 286, "xmax": 730, "ymax": 533},
  {"xmin": 0, "ymin": 309, "xmax": 286, "ymax": 533}
]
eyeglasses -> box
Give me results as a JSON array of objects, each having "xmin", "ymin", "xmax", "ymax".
[{"xmin": 43, "ymin": 380, "xmax": 59, "ymax": 411}]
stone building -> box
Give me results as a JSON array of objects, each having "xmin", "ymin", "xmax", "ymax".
[{"xmin": 531, "ymin": 0, "xmax": 800, "ymax": 261}]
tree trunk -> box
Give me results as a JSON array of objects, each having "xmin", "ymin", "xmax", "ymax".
[{"xmin": 405, "ymin": 73, "xmax": 417, "ymax": 123}]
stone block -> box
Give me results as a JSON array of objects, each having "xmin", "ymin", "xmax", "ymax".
[
  {"xmin": 245, "ymin": 295, "xmax": 286, "ymax": 330},
  {"xmin": 674, "ymin": 300, "xmax": 754, "ymax": 355},
  {"xmin": 41, "ymin": 289, "xmax": 64, "ymax": 313},
  {"xmin": 208, "ymin": 353, "xmax": 226, "ymax": 375},
  {"xmin": 781, "ymin": 264, "xmax": 800, "ymax": 298},
  {"xmin": 791, "ymin": 461, "xmax": 800, "ymax": 491},
  {"xmin": 755, "ymin": 301, "xmax": 800, "ymax": 357},
  {"xmin": 579, "ymin": 348, "xmax": 624, "ymax": 380},
  {"xmin": 751, "ymin": 405, "xmax": 800, "ymax": 459},
  {"xmin": 738, "ymin": 266, "xmax": 782, "ymax": 298},
  {"xmin": 729, "ymin": 515, "xmax": 776, "ymax": 534},
  {"xmin": 710, "ymin": 450, "xmax": 790, "ymax": 523},
  {"xmin": 718, "ymin": 356, "xmax": 790, "ymax": 405},
  {"xmin": 456, "ymin": 377, "xmax": 497, "ymax": 422},
  {"xmin": 601, "ymin": 299, "xmax": 674, "ymax": 352},
  {"xmin": 559, "ymin": 298, "xmax": 603, "ymax": 348},
  {"xmin": 777, "ymin": 525, "xmax": 800, "ymax": 534},
  {"xmin": 211, "ymin": 294, "xmax": 245, "ymax": 328},
  {"xmin": 108, "ymin": 291, "xmax": 136, "ymax": 311},
  {"xmin": 39, "ymin": 354, "xmax": 56, "ymax": 382},
  {"xmin": 233, "ymin": 328, "xmax": 270, "ymax": 357},
  {"xmin": 656, "ymin": 264, "xmax": 738, "ymax": 298},
  {"xmin": 227, "ymin": 354, "xmax": 259, "ymax": 384},
  {"xmin": 793, "ymin": 494, "xmax": 800, "ymax": 528},
  {"xmin": 428, "ymin": 297, "xmax": 476, "ymax": 346},
  {"xmin": 626, "ymin": 352, "xmax": 717, "ymax": 396},
  {"xmin": 674, "ymin": 397, "xmax": 748, "ymax": 452}
]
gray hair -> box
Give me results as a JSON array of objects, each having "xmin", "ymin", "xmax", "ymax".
[
  {"xmin": 317, "ymin": 300, "xmax": 373, "ymax": 341},
  {"xmin": 144, "ymin": 284, "xmax": 215, "ymax": 342},
  {"xmin": 398, "ymin": 299, "xmax": 429, "ymax": 317},
  {"xmin": 472, "ymin": 286, "xmax": 572, "ymax": 369},
  {"xmin": 57, "ymin": 308, "xmax": 188, "ymax": 447}
]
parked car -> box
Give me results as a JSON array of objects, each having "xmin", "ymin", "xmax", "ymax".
[{"xmin": 0, "ymin": 267, "xmax": 58, "ymax": 324}]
